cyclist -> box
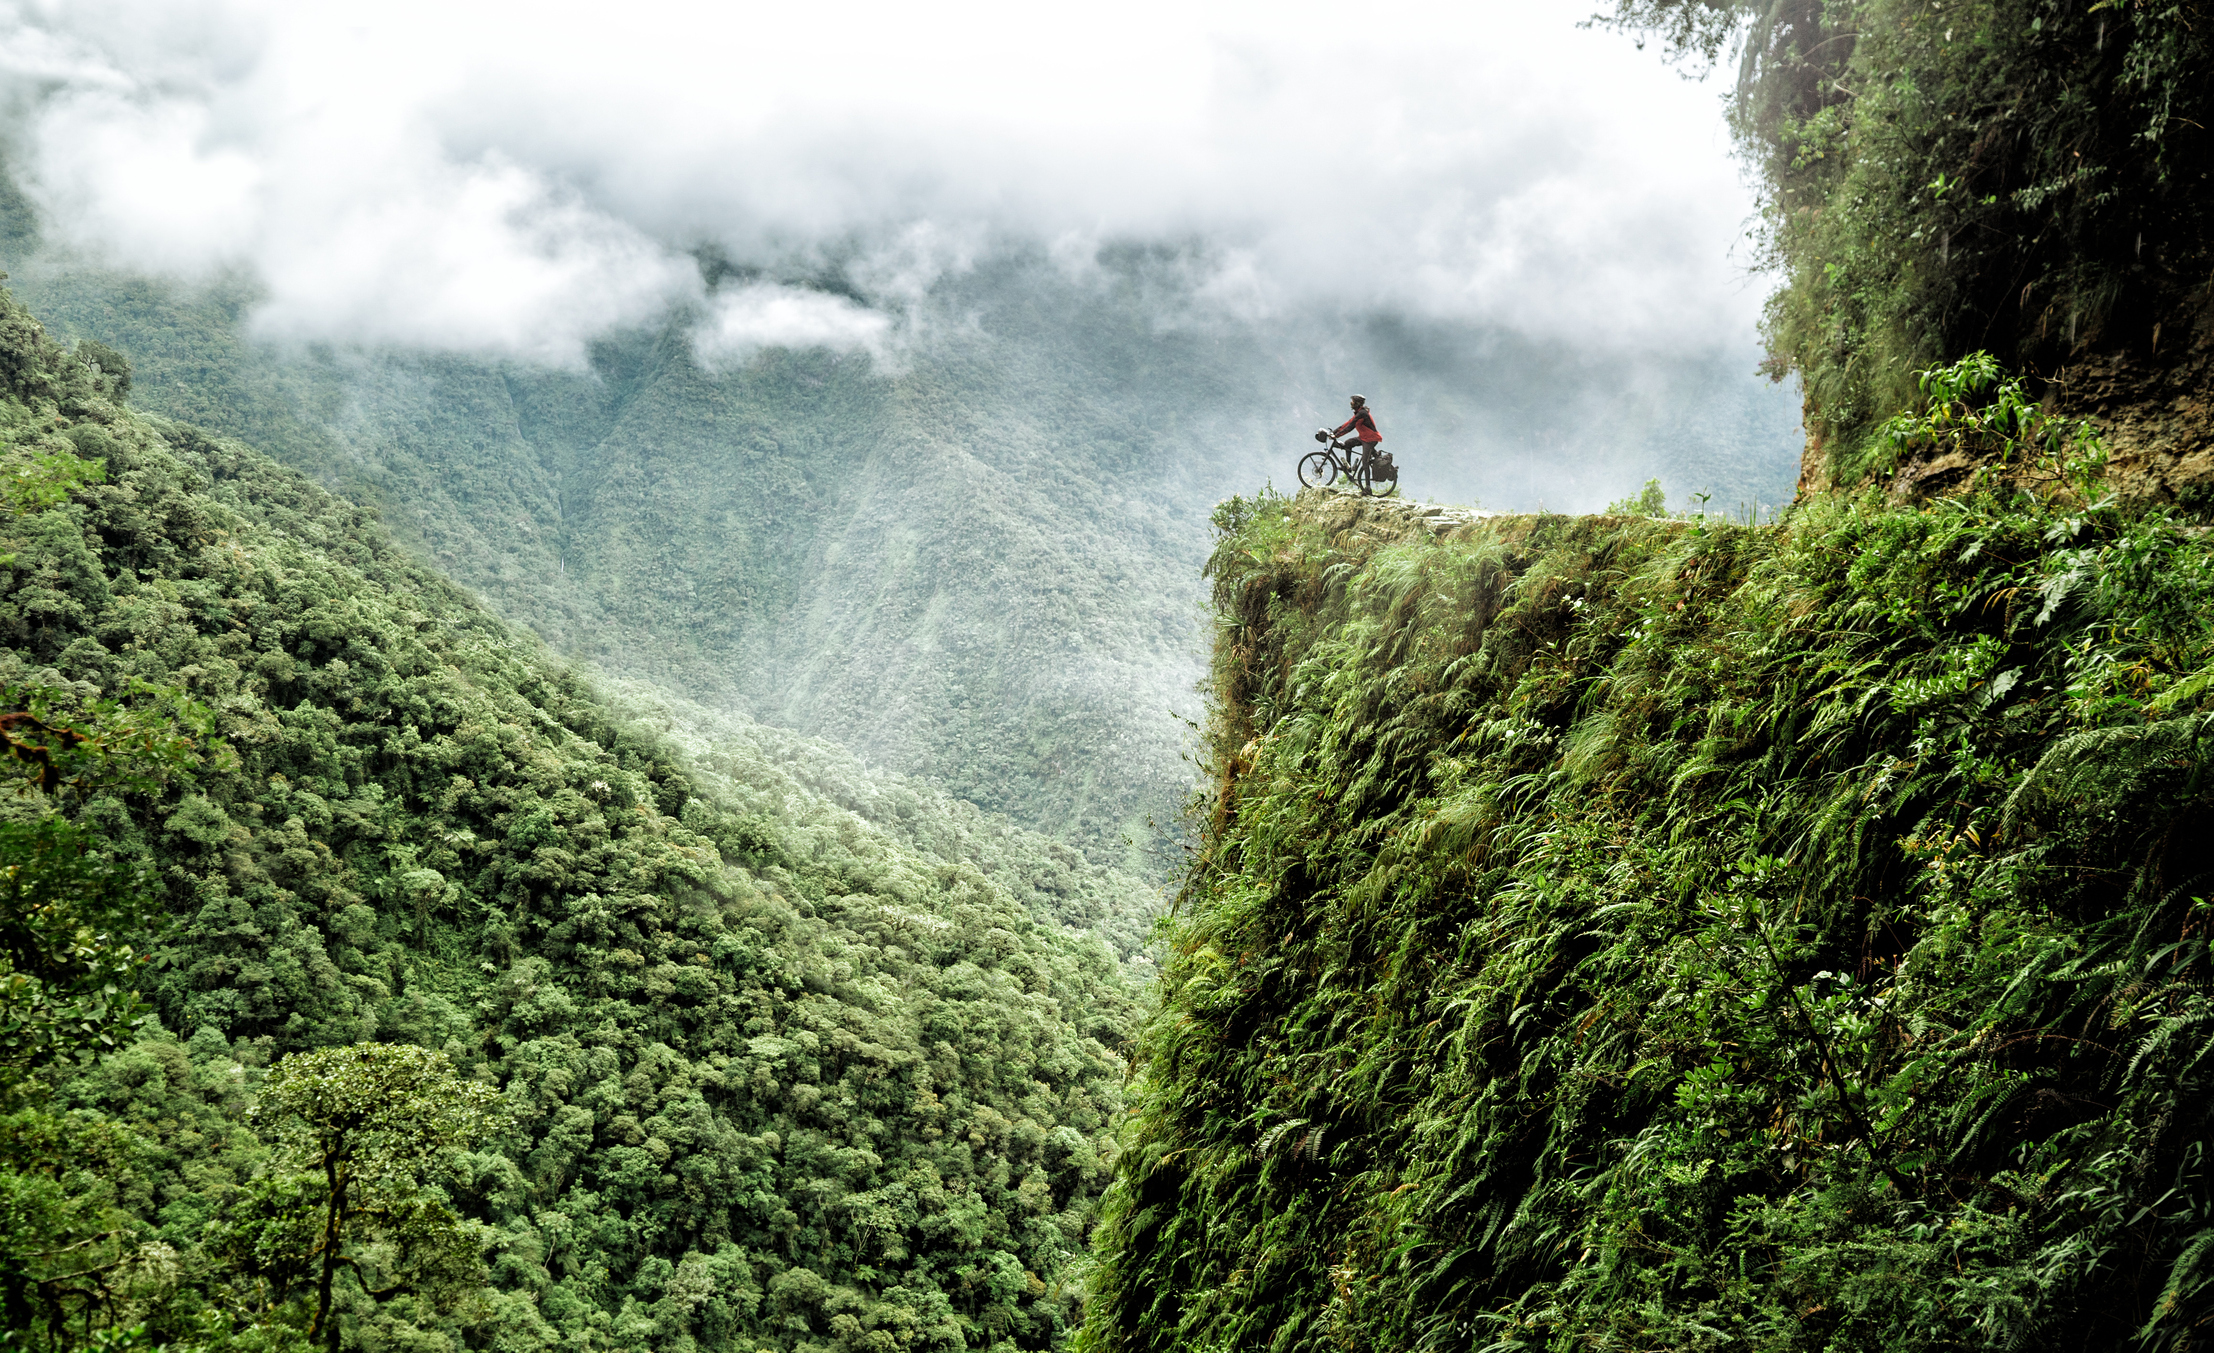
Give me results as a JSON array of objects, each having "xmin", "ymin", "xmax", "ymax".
[{"xmin": 1331, "ymin": 395, "xmax": 1382, "ymax": 469}]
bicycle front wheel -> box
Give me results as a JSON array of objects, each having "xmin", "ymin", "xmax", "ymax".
[{"xmin": 1297, "ymin": 451, "xmax": 1339, "ymax": 488}]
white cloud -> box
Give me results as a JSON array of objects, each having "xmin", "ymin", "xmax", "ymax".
[
  {"xmin": 28, "ymin": 91, "xmax": 260, "ymax": 276},
  {"xmin": 3, "ymin": 0, "xmax": 700, "ymax": 364},
  {"xmin": 245, "ymin": 152, "xmax": 692, "ymax": 366},
  {"xmin": 845, "ymin": 222, "xmax": 983, "ymax": 310},
  {"xmin": 693, "ymin": 283, "xmax": 894, "ymax": 370},
  {"xmin": 0, "ymin": 0, "xmax": 1763, "ymax": 361}
]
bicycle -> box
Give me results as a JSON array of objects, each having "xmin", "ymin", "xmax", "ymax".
[{"xmin": 1297, "ymin": 429, "xmax": 1396, "ymax": 495}]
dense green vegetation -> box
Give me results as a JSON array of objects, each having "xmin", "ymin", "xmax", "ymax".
[
  {"xmin": 1086, "ymin": 428, "xmax": 2214, "ymax": 1348},
  {"xmin": 595, "ymin": 682, "xmax": 1162, "ymax": 971},
  {"xmin": 0, "ymin": 281, "xmax": 1157, "ymax": 1353},
  {"xmin": 1603, "ymin": 0, "xmax": 2212, "ymax": 484}
]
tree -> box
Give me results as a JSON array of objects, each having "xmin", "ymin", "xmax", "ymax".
[
  {"xmin": 0, "ymin": 819, "xmax": 155, "ymax": 1095},
  {"xmin": 1599, "ymin": 0, "xmax": 2213, "ymax": 480},
  {"xmin": 69, "ymin": 341, "xmax": 129, "ymax": 404},
  {"xmin": 0, "ymin": 687, "xmax": 209, "ymax": 1349},
  {"xmin": 240, "ymin": 1046, "xmax": 504, "ymax": 1353},
  {"xmin": 0, "ymin": 681, "xmax": 218, "ymax": 1096},
  {"xmin": 0, "ymin": 1108, "xmax": 153, "ymax": 1348},
  {"xmin": 1603, "ymin": 478, "xmax": 1670, "ymax": 517}
]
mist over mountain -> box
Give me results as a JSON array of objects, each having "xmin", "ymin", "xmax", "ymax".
[
  {"xmin": 0, "ymin": 0, "xmax": 1773, "ymax": 358},
  {"xmin": 0, "ymin": 0, "xmax": 1803, "ymax": 859}
]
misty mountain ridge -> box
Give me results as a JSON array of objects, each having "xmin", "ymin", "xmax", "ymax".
[{"xmin": 1, "ymin": 197, "xmax": 1802, "ymax": 866}]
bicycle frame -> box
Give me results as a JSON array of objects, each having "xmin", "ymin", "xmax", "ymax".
[{"xmin": 1298, "ymin": 437, "xmax": 1382, "ymax": 495}]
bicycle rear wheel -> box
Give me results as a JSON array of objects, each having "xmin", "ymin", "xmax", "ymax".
[{"xmin": 1297, "ymin": 451, "xmax": 1339, "ymax": 488}]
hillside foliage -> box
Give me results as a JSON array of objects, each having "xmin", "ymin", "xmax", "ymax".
[
  {"xmin": 1602, "ymin": 0, "xmax": 2212, "ymax": 483},
  {"xmin": 0, "ymin": 281, "xmax": 1156, "ymax": 1353},
  {"xmin": 1085, "ymin": 460, "xmax": 2214, "ymax": 1350}
]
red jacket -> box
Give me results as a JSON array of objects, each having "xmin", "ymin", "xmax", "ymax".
[{"xmin": 1334, "ymin": 407, "xmax": 1381, "ymax": 443}]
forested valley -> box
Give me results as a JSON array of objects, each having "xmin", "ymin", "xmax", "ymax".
[
  {"xmin": 0, "ymin": 284, "xmax": 1156, "ymax": 1353},
  {"xmin": 0, "ymin": 96, "xmax": 1802, "ymax": 1353},
  {"xmin": 7, "ymin": 0, "xmax": 2209, "ymax": 1343}
]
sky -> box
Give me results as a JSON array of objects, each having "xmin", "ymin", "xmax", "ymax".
[{"xmin": 0, "ymin": 0, "xmax": 1763, "ymax": 370}]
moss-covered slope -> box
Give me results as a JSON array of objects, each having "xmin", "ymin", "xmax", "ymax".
[
  {"xmin": 0, "ymin": 282, "xmax": 1155, "ymax": 1352},
  {"xmin": 1086, "ymin": 484, "xmax": 2214, "ymax": 1351}
]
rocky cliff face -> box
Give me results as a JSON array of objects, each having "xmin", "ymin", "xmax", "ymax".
[
  {"xmin": 1797, "ymin": 306, "xmax": 2214, "ymax": 508},
  {"xmin": 2045, "ymin": 320, "xmax": 2214, "ymax": 508}
]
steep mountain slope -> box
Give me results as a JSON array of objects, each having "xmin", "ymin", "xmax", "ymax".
[
  {"xmin": 599, "ymin": 680, "xmax": 1163, "ymax": 967},
  {"xmin": 1087, "ymin": 481, "xmax": 2214, "ymax": 1351},
  {"xmin": 0, "ymin": 283, "xmax": 1155, "ymax": 1353}
]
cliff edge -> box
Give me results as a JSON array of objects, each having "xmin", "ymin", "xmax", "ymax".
[{"xmin": 1084, "ymin": 482, "xmax": 2214, "ymax": 1352}]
